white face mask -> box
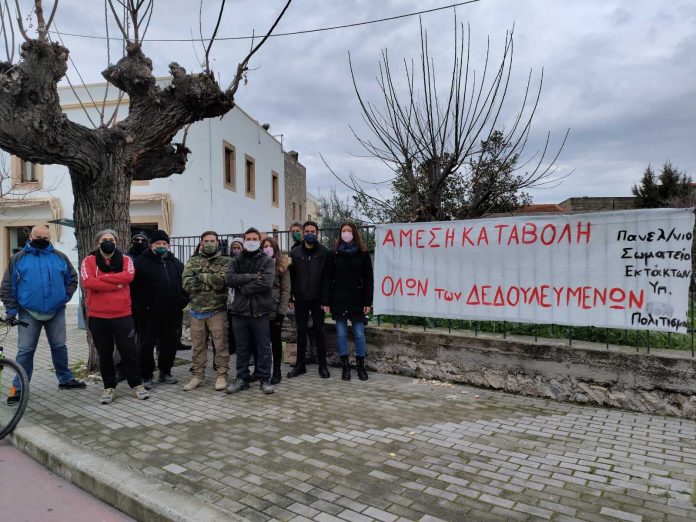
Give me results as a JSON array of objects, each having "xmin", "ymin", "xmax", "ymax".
[
  {"xmin": 341, "ymin": 231, "xmax": 354, "ymax": 243},
  {"xmin": 244, "ymin": 240, "xmax": 260, "ymax": 252}
]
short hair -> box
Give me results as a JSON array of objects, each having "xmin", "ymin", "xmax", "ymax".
[
  {"xmin": 200, "ymin": 230, "xmax": 218, "ymax": 241},
  {"xmin": 95, "ymin": 228, "xmax": 119, "ymax": 244},
  {"xmin": 290, "ymin": 222, "xmax": 303, "ymax": 230},
  {"xmin": 244, "ymin": 227, "xmax": 261, "ymax": 239},
  {"xmin": 303, "ymin": 220, "xmax": 319, "ymax": 231}
]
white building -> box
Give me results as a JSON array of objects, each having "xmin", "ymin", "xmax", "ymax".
[{"xmin": 0, "ymin": 79, "xmax": 286, "ymax": 275}]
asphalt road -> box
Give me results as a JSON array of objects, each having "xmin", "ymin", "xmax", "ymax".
[{"xmin": 0, "ymin": 440, "xmax": 133, "ymax": 522}]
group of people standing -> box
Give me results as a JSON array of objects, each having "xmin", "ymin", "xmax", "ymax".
[{"xmin": 1, "ymin": 220, "xmax": 374, "ymax": 406}]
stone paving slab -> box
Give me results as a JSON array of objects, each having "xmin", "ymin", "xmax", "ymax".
[{"xmin": 4, "ymin": 307, "xmax": 696, "ymax": 521}]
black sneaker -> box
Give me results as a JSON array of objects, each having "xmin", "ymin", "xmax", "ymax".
[{"xmin": 58, "ymin": 379, "xmax": 86, "ymax": 389}]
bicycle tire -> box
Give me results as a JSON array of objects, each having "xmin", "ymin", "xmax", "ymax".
[{"xmin": 0, "ymin": 358, "xmax": 30, "ymax": 440}]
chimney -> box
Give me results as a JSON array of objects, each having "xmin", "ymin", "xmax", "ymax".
[{"xmin": 288, "ymin": 150, "xmax": 299, "ymax": 161}]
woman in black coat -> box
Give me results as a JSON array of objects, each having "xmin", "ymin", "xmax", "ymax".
[{"xmin": 325, "ymin": 222, "xmax": 373, "ymax": 381}]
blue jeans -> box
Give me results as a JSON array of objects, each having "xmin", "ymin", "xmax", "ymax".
[
  {"xmin": 13, "ymin": 307, "xmax": 75, "ymax": 389},
  {"xmin": 335, "ymin": 317, "xmax": 366, "ymax": 357}
]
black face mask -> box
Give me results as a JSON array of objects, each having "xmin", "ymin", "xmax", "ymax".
[
  {"xmin": 31, "ymin": 238, "xmax": 50, "ymax": 250},
  {"xmin": 129, "ymin": 242, "xmax": 148, "ymax": 255},
  {"xmin": 100, "ymin": 240, "xmax": 116, "ymax": 254}
]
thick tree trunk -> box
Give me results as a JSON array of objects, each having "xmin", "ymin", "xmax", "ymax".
[{"xmin": 71, "ymin": 162, "xmax": 132, "ymax": 371}]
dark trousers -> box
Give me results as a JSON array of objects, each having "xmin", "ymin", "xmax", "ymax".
[
  {"xmin": 139, "ymin": 310, "xmax": 179, "ymax": 379},
  {"xmin": 89, "ymin": 316, "xmax": 141, "ymax": 389},
  {"xmin": 269, "ymin": 317, "xmax": 283, "ymax": 371},
  {"xmin": 232, "ymin": 315, "xmax": 272, "ymax": 382},
  {"xmin": 227, "ymin": 310, "xmax": 237, "ymax": 354},
  {"xmin": 294, "ymin": 299, "xmax": 326, "ymax": 368}
]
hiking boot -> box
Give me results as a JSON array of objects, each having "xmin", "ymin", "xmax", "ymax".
[
  {"xmin": 133, "ymin": 385, "xmax": 149, "ymax": 400},
  {"xmin": 183, "ymin": 377, "xmax": 203, "ymax": 391},
  {"xmin": 158, "ymin": 371, "xmax": 178, "ymax": 384},
  {"xmin": 340, "ymin": 355, "xmax": 351, "ymax": 381},
  {"xmin": 142, "ymin": 378, "xmax": 153, "ymax": 390},
  {"xmin": 100, "ymin": 388, "xmax": 116, "ymax": 404},
  {"xmin": 356, "ymin": 356, "xmax": 368, "ymax": 381},
  {"xmin": 214, "ymin": 375, "xmax": 228, "ymax": 391},
  {"xmin": 225, "ymin": 378, "xmax": 250, "ymax": 394},
  {"xmin": 260, "ymin": 381, "xmax": 275, "ymax": 395},
  {"xmin": 287, "ymin": 365, "xmax": 306, "ymax": 379},
  {"xmin": 6, "ymin": 386, "xmax": 21, "ymax": 405},
  {"xmin": 59, "ymin": 378, "xmax": 86, "ymax": 389}
]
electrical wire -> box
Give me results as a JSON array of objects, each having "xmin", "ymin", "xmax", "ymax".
[{"xmin": 48, "ymin": 0, "xmax": 481, "ymax": 42}]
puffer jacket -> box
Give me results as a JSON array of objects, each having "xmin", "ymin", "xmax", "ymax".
[
  {"xmin": 224, "ymin": 249, "xmax": 275, "ymax": 317},
  {"xmin": 0, "ymin": 243, "xmax": 77, "ymax": 316},
  {"xmin": 182, "ymin": 251, "xmax": 231, "ymax": 313}
]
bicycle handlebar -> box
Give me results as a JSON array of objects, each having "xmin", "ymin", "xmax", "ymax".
[{"xmin": 0, "ymin": 316, "xmax": 29, "ymax": 327}]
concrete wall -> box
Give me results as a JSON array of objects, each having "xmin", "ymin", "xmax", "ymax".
[
  {"xmin": 284, "ymin": 322, "xmax": 696, "ymax": 419},
  {"xmin": 557, "ymin": 197, "xmax": 636, "ymax": 212}
]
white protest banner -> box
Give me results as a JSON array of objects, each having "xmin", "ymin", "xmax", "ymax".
[{"xmin": 374, "ymin": 208, "xmax": 695, "ymax": 333}]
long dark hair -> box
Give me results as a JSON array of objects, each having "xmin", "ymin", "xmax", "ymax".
[
  {"xmin": 262, "ymin": 236, "xmax": 287, "ymax": 273},
  {"xmin": 334, "ymin": 222, "xmax": 366, "ymax": 252}
]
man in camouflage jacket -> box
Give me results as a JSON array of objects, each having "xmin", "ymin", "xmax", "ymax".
[{"xmin": 181, "ymin": 231, "xmax": 231, "ymax": 391}]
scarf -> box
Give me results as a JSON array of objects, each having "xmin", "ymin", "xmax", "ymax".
[
  {"xmin": 91, "ymin": 248, "xmax": 124, "ymax": 273},
  {"xmin": 337, "ymin": 241, "xmax": 359, "ymax": 256}
]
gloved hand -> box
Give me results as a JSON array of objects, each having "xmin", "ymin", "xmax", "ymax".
[{"xmin": 4, "ymin": 313, "xmax": 17, "ymax": 325}]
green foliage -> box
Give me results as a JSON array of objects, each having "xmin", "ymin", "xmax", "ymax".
[
  {"xmin": 632, "ymin": 162, "xmax": 693, "ymax": 208},
  {"xmin": 354, "ymin": 130, "xmax": 532, "ymax": 223}
]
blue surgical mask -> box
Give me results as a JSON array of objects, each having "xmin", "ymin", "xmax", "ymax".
[{"xmin": 304, "ymin": 233, "xmax": 317, "ymax": 244}]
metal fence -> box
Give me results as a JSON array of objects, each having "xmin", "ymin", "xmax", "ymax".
[{"xmin": 170, "ymin": 227, "xmax": 695, "ymax": 356}]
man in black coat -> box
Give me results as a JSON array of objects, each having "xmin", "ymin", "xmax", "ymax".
[
  {"xmin": 288, "ymin": 220, "xmax": 331, "ymax": 379},
  {"xmin": 224, "ymin": 227, "xmax": 276, "ymax": 394},
  {"xmin": 131, "ymin": 230, "xmax": 189, "ymax": 388}
]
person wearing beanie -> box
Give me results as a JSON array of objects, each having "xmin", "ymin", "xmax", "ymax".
[
  {"xmin": 128, "ymin": 232, "xmax": 150, "ymax": 259},
  {"xmin": 131, "ymin": 230, "xmax": 189, "ymax": 388},
  {"xmin": 226, "ymin": 237, "xmax": 244, "ymax": 356}
]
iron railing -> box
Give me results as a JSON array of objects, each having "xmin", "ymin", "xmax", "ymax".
[{"xmin": 170, "ymin": 227, "xmax": 695, "ymax": 356}]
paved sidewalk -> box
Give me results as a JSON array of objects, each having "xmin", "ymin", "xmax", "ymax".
[{"xmin": 4, "ymin": 309, "xmax": 696, "ymax": 521}]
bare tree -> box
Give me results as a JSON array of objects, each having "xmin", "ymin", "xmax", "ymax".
[
  {"xmin": 343, "ymin": 20, "xmax": 568, "ymax": 223},
  {"xmin": 0, "ymin": 0, "xmax": 292, "ymax": 264}
]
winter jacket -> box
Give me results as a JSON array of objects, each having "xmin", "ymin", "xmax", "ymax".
[
  {"xmin": 289, "ymin": 243, "xmax": 331, "ymax": 303},
  {"xmin": 80, "ymin": 252, "xmax": 135, "ymax": 318},
  {"xmin": 182, "ymin": 251, "xmax": 231, "ymax": 313},
  {"xmin": 131, "ymin": 249, "xmax": 189, "ymax": 314},
  {"xmin": 327, "ymin": 246, "xmax": 374, "ymax": 319},
  {"xmin": 0, "ymin": 243, "xmax": 77, "ymax": 316},
  {"xmin": 269, "ymin": 260, "xmax": 291, "ymax": 321},
  {"xmin": 224, "ymin": 249, "xmax": 274, "ymax": 317}
]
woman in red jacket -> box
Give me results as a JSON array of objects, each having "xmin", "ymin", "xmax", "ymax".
[{"xmin": 80, "ymin": 229, "xmax": 149, "ymax": 404}]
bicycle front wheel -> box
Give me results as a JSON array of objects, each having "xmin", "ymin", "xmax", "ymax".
[{"xmin": 0, "ymin": 358, "xmax": 30, "ymax": 440}]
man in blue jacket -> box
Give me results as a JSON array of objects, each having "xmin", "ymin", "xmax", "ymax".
[{"xmin": 0, "ymin": 225, "xmax": 85, "ymax": 404}]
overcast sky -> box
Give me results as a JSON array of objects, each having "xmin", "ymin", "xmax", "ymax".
[{"xmin": 27, "ymin": 0, "xmax": 696, "ymax": 204}]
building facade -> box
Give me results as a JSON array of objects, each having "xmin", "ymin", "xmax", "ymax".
[{"xmin": 0, "ymin": 79, "xmax": 296, "ymax": 277}]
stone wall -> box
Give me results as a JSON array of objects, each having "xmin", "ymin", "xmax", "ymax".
[
  {"xmin": 284, "ymin": 151, "xmax": 307, "ymax": 228},
  {"xmin": 284, "ymin": 321, "xmax": 696, "ymax": 419}
]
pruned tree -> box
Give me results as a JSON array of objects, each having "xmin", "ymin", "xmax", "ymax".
[
  {"xmin": 342, "ymin": 20, "xmax": 568, "ymax": 223},
  {"xmin": 632, "ymin": 162, "xmax": 693, "ymax": 209},
  {"xmin": 0, "ymin": 0, "xmax": 292, "ymax": 264}
]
